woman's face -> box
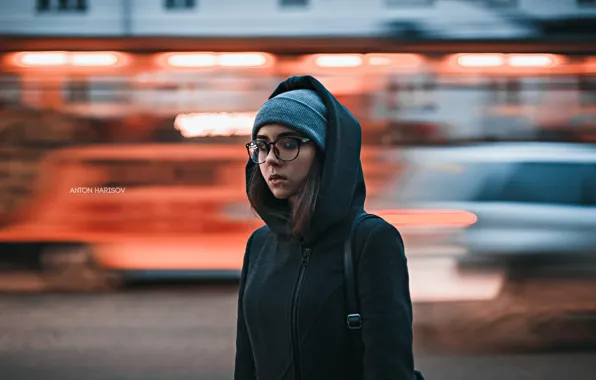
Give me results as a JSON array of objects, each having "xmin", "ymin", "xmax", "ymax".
[{"xmin": 255, "ymin": 124, "xmax": 316, "ymax": 201}]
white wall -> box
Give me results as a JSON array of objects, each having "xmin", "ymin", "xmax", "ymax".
[
  {"xmin": 0, "ymin": 0, "xmax": 592, "ymax": 37},
  {"xmin": 0, "ymin": 0, "xmax": 125, "ymax": 36},
  {"xmin": 128, "ymin": 0, "xmax": 406, "ymax": 37}
]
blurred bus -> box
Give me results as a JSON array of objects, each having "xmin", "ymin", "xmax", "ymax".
[{"xmin": 0, "ymin": 49, "xmax": 594, "ymax": 289}]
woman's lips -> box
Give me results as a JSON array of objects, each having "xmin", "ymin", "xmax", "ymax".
[
  {"xmin": 270, "ymin": 178, "xmax": 286, "ymax": 186},
  {"xmin": 269, "ymin": 175, "xmax": 287, "ymax": 186}
]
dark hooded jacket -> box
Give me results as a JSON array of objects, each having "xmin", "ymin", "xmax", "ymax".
[{"xmin": 234, "ymin": 75, "xmax": 419, "ymax": 380}]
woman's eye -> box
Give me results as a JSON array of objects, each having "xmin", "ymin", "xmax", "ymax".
[{"xmin": 282, "ymin": 140, "xmax": 298, "ymax": 149}]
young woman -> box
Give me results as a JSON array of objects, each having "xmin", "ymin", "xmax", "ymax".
[{"xmin": 235, "ymin": 75, "xmax": 423, "ymax": 380}]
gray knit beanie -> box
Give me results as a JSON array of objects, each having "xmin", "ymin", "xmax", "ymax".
[{"xmin": 252, "ymin": 89, "xmax": 328, "ymax": 151}]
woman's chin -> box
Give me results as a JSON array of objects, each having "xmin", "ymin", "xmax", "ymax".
[
  {"xmin": 271, "ymin": 192, "xmax": 290, "ymax": 200},
  {"xmin": 269, "ymin": 187, "xmax": 293, "ymax": 200}
]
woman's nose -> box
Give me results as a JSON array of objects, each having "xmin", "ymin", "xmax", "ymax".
[{"xmin": 265, "ymin": 147, "xmax": 280, "ymax": 165}]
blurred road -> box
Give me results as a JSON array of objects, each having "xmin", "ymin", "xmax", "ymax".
[{"xmin": 0, "ymin": 285, "xmax": 595, "ymax": 380}]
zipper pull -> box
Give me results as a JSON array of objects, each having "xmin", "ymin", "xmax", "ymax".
[{"xmin": 301, "ymin": 248, "xmax": 311, "ymax": 266}]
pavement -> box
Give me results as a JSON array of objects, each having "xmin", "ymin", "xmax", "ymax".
[{"xmin": 0, "ymin": 285, "xmax": 595, "ymax": 380}]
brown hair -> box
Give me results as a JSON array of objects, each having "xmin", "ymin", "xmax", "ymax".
[{"xmin": 247, "ymin": 153, "xmax": 323, "ymax": 239}]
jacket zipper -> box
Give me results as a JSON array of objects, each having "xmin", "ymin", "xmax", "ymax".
[{"xmin": 291, "ymin": 244, "xmax": 311, "ymax": 380}]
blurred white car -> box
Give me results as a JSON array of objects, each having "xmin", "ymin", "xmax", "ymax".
[
  {"xmin": 370, "ymin": 141, "xmax": 596, "ymax": 296},
  {"xmin": 376, "ymin": 142, "xmax": 596, "ymax": 350}
]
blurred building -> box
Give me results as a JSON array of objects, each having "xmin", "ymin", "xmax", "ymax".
[
  {"xmin": 0, "ymin": 0, "xmax": 595, "ymax": 143},
  {"xmin": 0, "ymin": 0, "xmax": 595, "ymax": 39}
]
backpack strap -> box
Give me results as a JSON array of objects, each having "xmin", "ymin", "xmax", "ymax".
[
  {"xmin": 344, "ymin": 212, "xmax": 376, "ymax": 330},
  {"xmin": 343, "ymin": 213, "xmax": 427, "ymax": 380},
  {"xmin": 344, "ymin": 211, "xmax": 381, "ymax": 363}
]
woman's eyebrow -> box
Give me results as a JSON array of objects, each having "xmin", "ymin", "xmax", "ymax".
[
  {"xmin": 256, "ymin": 132, "xmax": 300, "ymax": 140},
  {"xmin": 278, "ymin": 132, "xmax": 301, "ymax": 137}
]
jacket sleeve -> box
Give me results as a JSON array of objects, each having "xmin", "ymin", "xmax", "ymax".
[
  {"xmin": 358, "ymin": 222, "xmax": 415, "ymax": 380},
  {"xmin": 234, "ymin": 232, "xmax": 257, "ymax": 380}
]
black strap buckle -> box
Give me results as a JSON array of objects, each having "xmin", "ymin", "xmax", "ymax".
[{"xmin": 347, "ymin": 313, "xmax": 362, "ymax": 330}]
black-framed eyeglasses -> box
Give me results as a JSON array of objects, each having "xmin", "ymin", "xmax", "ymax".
[{"xmin": 246, "ymin": 136, "xmax": 311, "ymax": 164}]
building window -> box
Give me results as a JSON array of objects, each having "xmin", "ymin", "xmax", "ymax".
[
  {"xmin": 577, "ymin": 0, "xmax": 596, "ymax": 6},
  {"xmin": 65, "ymin": 80, "xmax": 90, "ymax": 104},
  {"xmin": 280, "ymin": 0, "xmax": 308, "ymax": 7},
  {"xmin": 489, "ymin": 79, "xmax": 521, "ymax": 105},
  {"xmin": 37, "ymin": 0, "xmax": 87, "ymax": 12},
  {"xmin": 0, "ymin": 75, "xmax": 21, "ymax": 107},
  {"xmin": 386, "ymin": 0, "xmax": 434, "ymax": 6},
  {"xmin": 165, "ymin": 0, "xmax": 196, "ymax": 9},
  {"xmin": 579, "ymin": 76, "xmax": 596, "ymax": 106},
  {"xmin": 383, "ymin": 76, "xmax": 436, "ymax": 113},
  {"xmin": 64, "ymin": 78, "xmax": 130, "ymax": 104},
  {"xmin": 486, "ymin": 0, "xmax": 517, "ymax": 7}
]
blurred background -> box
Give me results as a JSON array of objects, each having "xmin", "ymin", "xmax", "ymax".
[{"xmin": 0, "ymin": 0, "xmax": 595, "ymax": 379}]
